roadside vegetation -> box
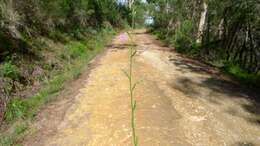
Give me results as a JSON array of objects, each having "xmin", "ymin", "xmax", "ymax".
[
  {"xmin": 0, "ymin": 26, "xmax": 117, "ymax": 146},
  {"xmin": 147, "ymin": 0, "xmax": 260, "ymax": 87}
]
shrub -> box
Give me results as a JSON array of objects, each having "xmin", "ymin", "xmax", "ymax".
[
  {"xmin": 0, "ymin": 1, "xmax": 21, "ymax": 31},
  {"xmin": 173, "ymin": 20, "xmax": 194, "ymax": 53},
  {"xmin": 48, "ymin": 31, "xmax": 69, "ymax": 43},
  {"xmin": 224, "ymin": 62, "xmax": 260, "ymax": 87},
  {"xmin": 0, "ymin": 61, "xmax": 19, "ymax": 80},
  {"xmin": 66, "ymin": 41, "xmax": 87, "ymax": 59},
  {"xmin": 4, "ymin": 98, "xmax": 28, "ymax": 121},
  {"xmin": 0, "ymin": 122, "xmax": 28, "ymax": 146}
]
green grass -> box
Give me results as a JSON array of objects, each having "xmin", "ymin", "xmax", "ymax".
[
  {"xmin": 223, "ymin": 63, "xmax": 260, "ymax": 87},
  {"xmin": 0, "ymin": 122, "xmax": 28, "ymax": 146},
  {"xmin": 0, "ymin": 28, "xmax": 116, "ymax": 146},
  {"xmin": 0, "ymin": 61, "xmax": 19, "ymax": 80}
]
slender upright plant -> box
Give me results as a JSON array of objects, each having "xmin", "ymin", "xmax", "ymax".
[
  {"xmin": 123, "ymin": 1, "xmax": 138, "ymax": 146},
  {"xmin": 123, "ymin": 34, "xmax": 138, "ymax": 146}
]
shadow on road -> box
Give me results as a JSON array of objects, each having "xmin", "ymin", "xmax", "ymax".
[
  {"xmin": 232, "ymin": 142, "xmax": 255, "ymax": 146},
  {"xmin": 106, "ymin": 44, "xmax": 137, "ymax": 50},
  {"xmin": 168, "ymin": 54, "xmax": 260, "ymax": 126}
]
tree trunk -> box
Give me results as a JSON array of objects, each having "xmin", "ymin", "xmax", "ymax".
[
  {"xmin": 218, "ymin": 19, "xmax": 224, "ymax": 39},
  {"xmin": 128, "ymin": 0, "xmax": 135, "ymax": 9},
  {"xmin": 128, "ymin": 0, "xmax": 135, "ymax": 28},
  {"xmin": 196, "ymin": 1, "xmax": 208, "ymax": 43}
]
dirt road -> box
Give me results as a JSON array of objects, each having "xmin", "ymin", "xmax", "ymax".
[{"xmin": 23, "ymin": 30, "xmax": 260, "ymax": 146}]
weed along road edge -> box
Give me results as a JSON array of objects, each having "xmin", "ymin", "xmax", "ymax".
[{"xmin": 23, "ymin": 30, "xmax": 260, "ymax": 146}]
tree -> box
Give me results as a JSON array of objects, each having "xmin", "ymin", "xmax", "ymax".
[{"xmin": 148, "ymin": 0, "xmax": 260, "ymax": 74}]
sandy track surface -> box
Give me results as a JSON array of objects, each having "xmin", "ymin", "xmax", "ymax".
[{"xmin": 23, "ymin": 30, "xmax": 260, "ymax": 146}]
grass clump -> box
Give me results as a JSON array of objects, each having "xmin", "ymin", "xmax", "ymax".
[
  {"xmin": 0, "ymin": 122, "xmax": 28, "ymax": 146},
  {"xmin": 223, "ymin": 63, "xmax": 260, "ymax": 87},
  {"xmin": 0, "ymin": 61, "xmax": 19, "ymax": 80},
  {"xmin": 4, "ymin": 98, "xmax": 28, "ymax": 122},
  {"xmin": 66, "ymin": 41, "xmax": 87, "ymax": 59}
]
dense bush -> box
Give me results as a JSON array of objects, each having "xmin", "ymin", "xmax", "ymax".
[{"xmin": 173, "ymin": 20, "xmax": 194, "ymax": 53}]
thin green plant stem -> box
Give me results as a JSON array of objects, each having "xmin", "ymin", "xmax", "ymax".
[
  {"xmin": 124, "ymin": 27, "xmax": 138, "ymax": 146},
  {"xmin": 128, "ymin": 36, "xmax": 138, "ymax": 146},
  {"xmin": 122, "ymin": 33, "xmax": 138, "ymax": 146},
  {"xmin": 130, "ymin": 42, "xmax": 138, "ymax": 146},
  {"xmin": 125, "ymin": 1, "xmax": 138, "ymax": 145}
]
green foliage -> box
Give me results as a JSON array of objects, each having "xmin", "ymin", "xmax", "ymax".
[
  {"xmin": 4, "ymin": 98, "xmax": 28, "ymax": 121},
  {"xmin": 0, "ymin": 122, "xmax": 28, "ymax": 146},
  {"xmin": 0, "ymin": 28, "xmax": 116, "ymax": 145},
  {"xmin": 152, "ymin": 29, "xmax": 167, "ymax": 40},
  {"xmin": 0, "ymin": 61, "xmax": 19, "ymax": 79},
  {"xmin": 152, "ymin": 20, "xmax": 200, "ymax": 56},
  {"xmin": 0, "ymin": 134, "xmax": 13, "ymax": 146},
  {"xmin": 2, "ymin": 28, "xmax": 115, "ymax": 123},
  {"xmin": 1, "ymin": 27, "xmax": 115, "ymax": 124},
  {"xmin": 48, "ymin": 30, "xmax": 70, "ymax": 43},
  {"xmin": 0, "ymin": 0, "xmax": 130, "ymax": 56},
  {"xmin": 14, "ymin": 123, "xmax": 27, "ymax": 136},
  {"xmin": 224, "ymin": 63, "xmax": 260, "ymax": 87},
  {"xmin": 173, "ymin": 20, "xmax": 194, "ymax": 53},
  {"xmin": 148, "ymin": 0, "xmax": 260, "ymax": 87},
  {"xmin": 66, "ymin": 41, "xmax": 87, "ymax": 59}
]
